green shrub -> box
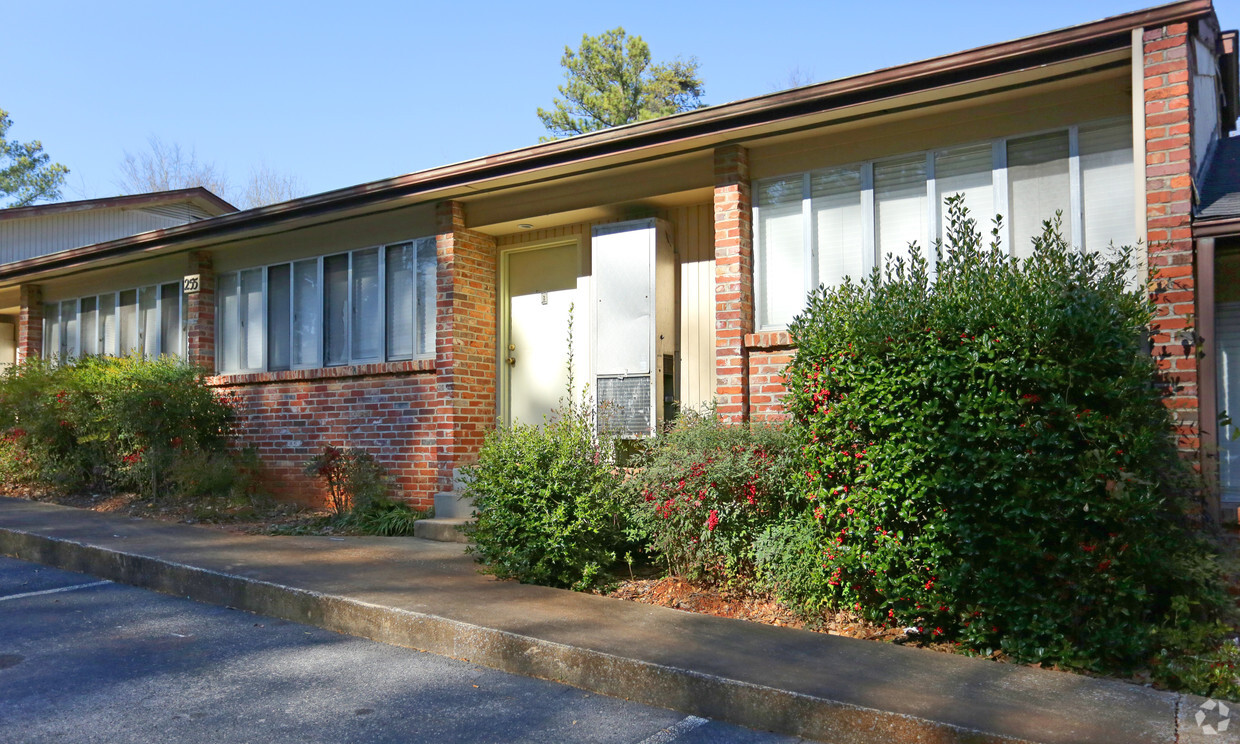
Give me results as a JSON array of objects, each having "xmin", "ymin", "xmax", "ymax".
[
  {"xmin": 768, "ymin": 197, "xmax": 1229, "ymax": 675},
  {"xmin": 303, "ymin": 445, "xmax": 390, "ymax": 516},
  {"xmin": 622, "ymin": 408, "xmax": 796, "ymax": 586},
  {"xmin": 463, "ymin": 396, "xmax": 624, "ymax": 591},
  {"xmin": 301, "ymin": 445, "xmax": 427, "ymax": 536},
  {"xmin": 0, "ymin": 355, "xmax": 235, "ymax": 497}
]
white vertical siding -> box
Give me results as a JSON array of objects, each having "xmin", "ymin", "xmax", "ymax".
[{"xmin": 0, "ymin": 208, "xmax": 188, "ymax": 265}]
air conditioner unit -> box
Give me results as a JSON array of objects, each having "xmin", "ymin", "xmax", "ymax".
[{"xmin": 591, "ymin": 218, "xmax": 674, "ymax": 438}]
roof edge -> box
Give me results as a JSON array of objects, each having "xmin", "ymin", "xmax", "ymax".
[
  {"xmin": 0, "ymin": 1, "xmax": 1216, "ymax": 284},
  {"xmin": 0, "ymin": 188, "xmax": 238, "ymax": 222}
]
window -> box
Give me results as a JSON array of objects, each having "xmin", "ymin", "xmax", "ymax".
[
  {"xmin": 216, "ymin": 237, "xmax": 437, "ymax": 374},
  {"xmin": 43, "ymin": 283, "xmax": 184, "ymax": 360},
  {"xmin": 753, "ymin": 118, "xmax": 1134, "ymax": 329}
]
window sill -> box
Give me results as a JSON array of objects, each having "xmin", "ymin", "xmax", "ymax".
[
  {"xmin": 206, "ymin": 358, "xmax": 435, "ymax": 386},
  {"xmin": 744, "ymin": 330, "xmax": 794, "ymax": 350}
]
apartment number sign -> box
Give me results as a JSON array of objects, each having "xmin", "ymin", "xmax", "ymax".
[{"xmin": 182, "ymin": 274, "xmax": 201, "ymax": 294}]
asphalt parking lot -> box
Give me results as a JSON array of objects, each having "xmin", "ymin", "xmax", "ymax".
[{"xmin": 0, "ymin": 556, "xmax": 804, "ymax": 744}]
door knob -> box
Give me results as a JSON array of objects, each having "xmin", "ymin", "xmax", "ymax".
[{"xmin": 506, "ymin": 356, "xmax": 517, "ymax": 366}]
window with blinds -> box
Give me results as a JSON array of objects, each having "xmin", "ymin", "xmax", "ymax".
[
  {"xmin": 44, "ymin": 283, "xmax": 184, "ymax": 361},
  {"xmin": 216, "ymin": 237, "xmax": 437, "ymax": 374},
  {"xmin": 752, "ymin": 118, "xmax": 1136, "ymax": 329}
]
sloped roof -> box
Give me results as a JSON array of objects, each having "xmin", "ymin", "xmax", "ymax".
[
  {"xmin": 1199, "ymin": 136, "xmax": 1240, "ymax": 220},
  {"xmin": 0, "ymin": 188, "xmax": 237, "ymax": 223}
]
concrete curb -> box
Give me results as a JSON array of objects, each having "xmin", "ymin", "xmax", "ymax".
[{"xmin": 0, "ymin": 524, "xmax": 1042, "ymax": 744}]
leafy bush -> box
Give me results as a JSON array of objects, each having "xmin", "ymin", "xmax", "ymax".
[
  {"xmin": 767, "ymin": 198, "xmax": 1229, "ymax": 675},
  {"xmin": 463, "ymin": 395, "xmax": 624, "ymax": 591},
  {"xmin": 0, "ymin": 355, "xmax": 235, "ymax": 497},
  {"xmin": 622, "ymin": 408, "xmax": 796, "ymax": 586},
  {"xmin": 303, "ymin": 445, "xmax": 390, "ymax": 516},
  {"xmin": 302, "ymin": 445, "xmax": 427, "ymax": 536}
]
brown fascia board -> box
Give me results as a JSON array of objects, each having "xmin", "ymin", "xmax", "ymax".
[
  {"xmin": 0, "ymin": 187, "xmax": 237, "ymax": 223},
  {"xmin": 1195, "ymin": 216, "xmax": 1240, "ymax": 237},
  {"xmin": 0, "ymin": 0, "xmax": 1214, "ymax": 285}
]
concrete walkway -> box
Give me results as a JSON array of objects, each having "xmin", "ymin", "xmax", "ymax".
[{"xmin": 0, "ymin": 497, "xmax": 1229, "ymax": 744}]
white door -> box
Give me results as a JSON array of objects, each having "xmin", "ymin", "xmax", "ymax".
[{"xmin": 504, "ymin": 243, "xmax": 581, "ymax": 426}]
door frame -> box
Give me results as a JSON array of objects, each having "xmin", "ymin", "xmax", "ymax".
[{"xmin": 497, "ymin": 236, "xmax": 585, "ymax": 426}]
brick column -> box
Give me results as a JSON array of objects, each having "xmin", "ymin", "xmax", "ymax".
[
  {"xmin": 434, "ymin": 201, "xmax": 497, "ymax": 514},
  {"xmin": 714, "ymin": 145, "xmax": 754, "ymax": 424},
  {"xmin": 17, "ymin": 284, "xmax": 42, "ymax": 364},
  {"xmin": 185, "ymin": 251, "xmax": 215, "ymax": 370},
  {"xmin": 1142, "ymin": 21, "xmax": 1198, "ymax": 458}
]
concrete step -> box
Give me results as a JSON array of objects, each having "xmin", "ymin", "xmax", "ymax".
[{"xmin": 413, "ymin": 517, "xmax": 470, "ymax": 543}]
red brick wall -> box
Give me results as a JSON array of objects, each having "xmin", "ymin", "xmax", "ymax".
[
  {"xmin": 1143, "ymin": 21, "xmax": 1199, "ymax": 455},
  {"xmin": 209, "ymin": 362, "xmax": 439, "ymax": 506},
  {"xmin": 17, "ymin": 284, "xmax": 42, "ymax": 364},
  {"xmin": 714, "ymin": 145, "xmax": 754, "ymax": 424},
  {"xmin": 435, "ymin": 201, "xmax": 498, "ymax": 494},
  {"xmin": 185, "ymin": 252, "xmax": 215, "ymax": 371},
  {"xmin": 745, "ymin": 331, "xmax": 793, "ymax": 423}
]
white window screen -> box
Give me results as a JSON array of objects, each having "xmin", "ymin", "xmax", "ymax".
[
  {"xmin": 99, "ymin": 293, "xmax": 117, "ymax": 356},
  {"xmin": 1080, "ymin": 119, "xmax": 1136, "ymax": 253},
  {"xmin": 218, "ymin": 274, "xmax": 240, "ymax": 373},
  {"xmin": 240, "ymin": 268, "xmax": 264, "ymax": 371},
  {"xmin": 118, "ymin": 290, "xmax": 138, "ymax": 356},
  {"xmin": 44, "ymin": 304, "xmax": 59, "ymax": 358},
  {"xmin": 79, "ymin": 297, "xmax": 98, "ymax": 356},
  {"xmin": 159, "ymin": 283, "xmax": 180, "ymax": 357},
  {"xmin": 416, "ymin": 237, "xmax": 437, "ymax": 356},
  {"xmin": 324, "ymin": 254, "xmax": 349, "ymax": 366},
  {"xmin": 875, "ymin": 156, "xmax": 928, "ymax": 273},
  {"xmin": 267, "ymin": 265, "xmax": 291, "ymax": 371},
  {"xmin": 936, "ymin": 144, "xmax": 994, "ymax": 248},
  {"xmin": 757, "ymin": 176, "xmax": 806, "ymax": 328},
  {"xmin": 1008, "ymin": 132, "xmax": 1071, "ymax": 259},
  {"xmin": 60, "ymin": 300, "xmax": 78, "ymax": 359},
  {"xmin": 812, "ymin": 167, "xmax": 864, "ymax": 288},
  {"xmin": 138, "ymin": 286, "xmax": 158, "ymax": 358},
  {"xmin": 292, "ymin": 259, "xmax": 321, "ymax": 368},
  {"xmin": 386, "ymin": 243, "xmax": 415, "ymax": 360}
]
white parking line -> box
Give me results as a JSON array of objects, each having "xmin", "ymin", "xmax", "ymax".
[
  {"xmin": 637, "ymin": 715, "xmax": 709, "ymax": 744},
  {"xmin": 0, "ymin": 580, "xmax": 112, "ymax": 602}
]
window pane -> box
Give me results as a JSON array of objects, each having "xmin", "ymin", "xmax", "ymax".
[
  {"xmin": 60, "ymin": 300, "xmax": 78, "ymax": 359},
  {"xmin": 756, "ymin": 177, "xmax": 805, "ymax": 328},
  {"xmin": 292, "ymin": 259, "xmax": 321, "ymax": 368},
  {"xmin": 935, "ymin": 144, "xmax": 994, "ymax": 249},
  {"xmin": 386, "ymin": 243, "xmax": 415, "ymax": 359},
  {"xmin": 218, "ymin": 273, "xmax": 240, "ymax": 373},
  {"xmin": 240, "ymin": 268, "xmax": 264, "ymax": 371},
  {"xmin": 351, "ymin": 248, "xmax": 381, "ymax": 362},
  {"xmin": 159, "ymin": 283, "xmax": 181, "ymax": 358},
  {"xmin": 324, "ymin": 254, "xmax": 349, "ymax": 366},
  {"xmin": 1080, "ymin": 119, "xmax": 1136, "ymax": 254},
  {"xmin": 1008, "ymin": 131, "xmax": 1071, "ymax": 259},
  {"xmin": 139, "ymin": 286, "xmax": 158, "ymax": 358},
  {"xmin": 99, "ymin": 293, "xmax": 117, "ymax": 356},
  {"xmin": 44, "ymin": 303, "xmax": 59, "ymax": 359},
  {"xmin": 80, "ymin": 297, "xmax": 98, "ymax": 356},
  {"xmin": 267, "ymin": 264, "xmax": 291, "ymax": 371},
  {"xmin": 811, "ymin": 167, "xmax": 863, "ymax": 288},
  {"xmin": 875, "ymin": 156, "xmax": 928, "ymax": 273},
  {"xmin": 118, "ymin": 289, "xmax": 138, "ymax": 356},
  {"xmin": 416, "ymin": 237, "xmax": 437, "ymax": 356}
]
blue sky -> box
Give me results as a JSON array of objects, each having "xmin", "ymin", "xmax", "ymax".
[{"xmin": 4, "ymin": 1, "xmax": 1236, "ymax": 203}]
